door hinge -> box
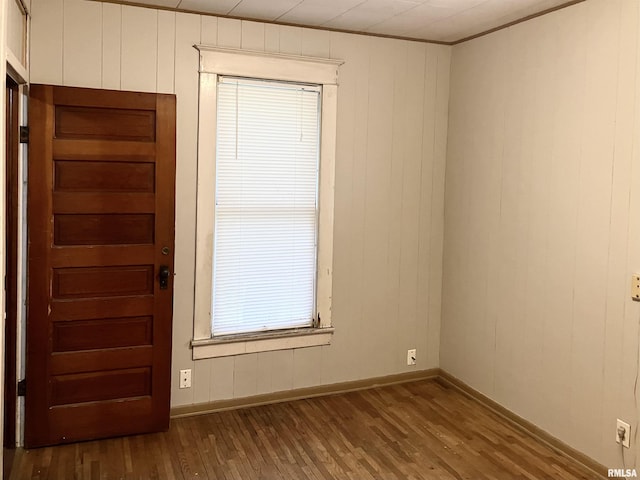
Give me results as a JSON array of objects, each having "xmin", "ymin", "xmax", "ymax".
[
  {"xmin": 17, "ymin": 379, "xmax": 26, "ymax": 397},
  {"xmin": 19, "ymin": 126, "xmax": 29, "ymax": 144}
]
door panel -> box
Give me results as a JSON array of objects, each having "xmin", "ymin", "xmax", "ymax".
[
  {"xmin": 54, "ymin": 161, "xmax": 155, "ymax": 192},
  {"xmin": 54, "ymin": 106, "xmax": 156, "ymax": 141},
  {"xmin": 52, "ymin": 316, "xmax": 153, "ymax": 352},
  {"xmin": 26, "ymin": 85, "xmax": 176, "ymax": 448}
]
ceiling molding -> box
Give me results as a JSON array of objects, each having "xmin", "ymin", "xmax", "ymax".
[
  {"xmin": 452, "ymin": 0, "xmax": 586, "ymax": 45},
  {"xmin": 91, "ymin": 0, "xmax": 587, "ymax": 47}
]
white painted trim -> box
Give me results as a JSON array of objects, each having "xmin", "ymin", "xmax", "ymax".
[
  {"xmin": 192, "ymin": 328, "xmax": 334, "ymax": 360},
  {"xmin": 0, "ymin": 0, "xmax": 7, "ymax": 464},
  {"xmin": 192, "ymin": 48, "xmax": 341, "ymax": 357},
  {"xmin": 14, "ymin": 1, "xmax": 27, "ymax": 448},
  {"xmin": 193, "ymin": 71, "xmax": 217, "ymax": 341},
  {"xmin": 15, "ymin": 85, "xmax": 26, "ymax": 449},
  {"xmin": 195, "ymin": 45, "xmax": 343, "ymax": 85},
  {"xmin": 6, "ymin": 49, "xmax": 27, "ymax": 83},
  {"xmin": 317, "ymin": 84, "xmax": 337, "ymax": 328}
]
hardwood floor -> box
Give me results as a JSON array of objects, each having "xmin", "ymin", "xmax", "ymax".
[
  {"xmin": 10, "ymin": 379, "xmax": 599, "ymax": 479},
  {"xmin": 3, "ymin": 448, "xmax": 16, "ymax": 479}
]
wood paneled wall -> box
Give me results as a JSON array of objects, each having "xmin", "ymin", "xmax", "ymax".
[
  {"xmin": 29, "ymin": 0, "xmax": 450, "ymax": 409},
  {"xmin": 443, "ymin": 0, "xmax": 640, "ymax": 468}
]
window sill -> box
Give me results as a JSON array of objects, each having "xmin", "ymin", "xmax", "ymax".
[{"xmin": 191, "ymin": 327, "xmax": 334, "ymax": 360}]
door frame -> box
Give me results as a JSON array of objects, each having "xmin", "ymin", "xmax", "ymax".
[
  {"xmin": 4, "ymin": 74, "xmax": 19, "ymax": 450},
  {"xmin": 5, "ymin": 59, "xmax": 28, "ymax": 456}
]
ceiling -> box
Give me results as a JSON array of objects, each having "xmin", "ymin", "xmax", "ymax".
[{"xmin": 102, "ymin": 0, "xmax": 579, "ymax": 43}]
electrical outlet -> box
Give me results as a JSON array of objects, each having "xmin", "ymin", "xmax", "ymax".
[
  {"xmin": 407, "ymin": 349, "xmax": 417, "ymax": 366},
  {"xmin": 179, "ymin": 369, "xmax": 192, "ymax": 389},
  {"xmin": 632, "ymin": 275, "xmax": 640, "ymax": 301},
  {"xmin": 616, "ymin": 419, "xmax": 631, "ymax": 448}
]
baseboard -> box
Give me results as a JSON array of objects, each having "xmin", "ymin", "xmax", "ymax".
[
  {"xmin": 437, "ymin": 371, "xmax": 608, "ymax": 479},
  {"xmin": 170, "ymin": 368, "xmax": 440, "ymax": 418}
]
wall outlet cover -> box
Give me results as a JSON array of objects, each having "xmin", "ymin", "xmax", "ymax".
[
  {"xmin": 617, "ymin": 419, "xmax": 631, "ymax": 448},
  {"xmin": 407, "ymin": 349, "xmax": 417, "ymax": 366},
  {"xmin": 179, "ymin": 369, "xmax": 192, "ymax": 389}
]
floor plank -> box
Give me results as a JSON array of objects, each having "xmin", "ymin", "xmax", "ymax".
[{"xmin": 10, "ymin": 380, "xmax": 599, "ymax": 479}]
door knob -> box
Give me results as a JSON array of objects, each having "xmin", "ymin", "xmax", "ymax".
[{"xmin": 159, "ymin": 265, "xmax": 171, "ymax": 290}]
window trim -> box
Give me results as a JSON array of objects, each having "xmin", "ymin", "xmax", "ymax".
[
  {"xmin": 192, "ymin": 46, "xmax": 342, "ymax": 359},
  {"xmin": 191, "ymin": 327, "xmax": 335, "ymax": 360}
]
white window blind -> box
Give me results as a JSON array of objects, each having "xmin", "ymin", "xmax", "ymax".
[{"xmin": 212, "ymin": 77, "xmax": 321, "ymax": 336}]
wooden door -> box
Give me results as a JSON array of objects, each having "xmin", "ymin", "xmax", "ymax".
[{"xmin": 26, "ymin": 85, "xmax": 176, "ymax": 448}]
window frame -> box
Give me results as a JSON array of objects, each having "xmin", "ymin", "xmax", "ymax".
[{"xmin": 192, "ymin": 46, "xmax": 342, "ymax": 360}]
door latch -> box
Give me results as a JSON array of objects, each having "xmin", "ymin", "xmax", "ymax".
[{"xmin": 159, "ymin": 265, "xmax": 171, "ymax": 290}]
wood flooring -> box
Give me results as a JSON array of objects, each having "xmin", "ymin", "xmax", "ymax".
[{"xmin": 9, "ymin": 379, "xmax": 600, "ymax": 479}]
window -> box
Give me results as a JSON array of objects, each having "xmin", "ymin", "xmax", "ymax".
[
  {"xmin": 213, "ymin": 77, "xmax": 320, "ymax": 336},
  {"xmin": 192, "ymin": 46, "xmax": 342, "ymax": 359}
]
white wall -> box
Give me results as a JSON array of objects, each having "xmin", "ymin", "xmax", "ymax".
[
  {"xmin": 29, "ymin": 0, "xmax": 450, "ymax": 408},
  {"xmin": 443, "ymin": 0, "xmax": 640, "ymax": 467}
]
